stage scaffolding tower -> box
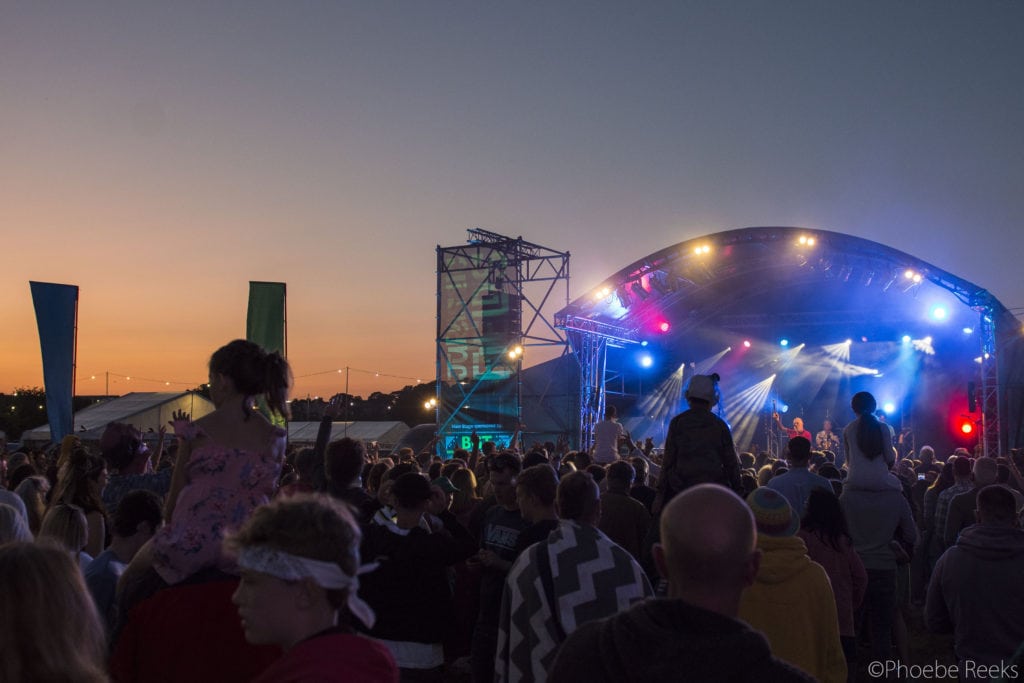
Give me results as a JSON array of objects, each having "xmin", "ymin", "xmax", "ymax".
[
  {"xmin": 435, "ymin": 229, "xmax": 570, "ymax": 455},
  {"xmin": 974, "ymin": 297, "xmax": 1000, "ymax": 458},
  {"xmin": 554, "ymin": 317, "xmax": 641, "ymax": 451}
]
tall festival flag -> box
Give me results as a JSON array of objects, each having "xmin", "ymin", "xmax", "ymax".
[
  {"xmin": 246, "ymin": 281, "xmax": 287, "ymax": 356},
  {"xmin": 246, "ymin": 282, "xmax": 287, "ymax": 427},
  {"xmin": 29, "ymin": 282, "xmax": 79, "ymax": 443}
]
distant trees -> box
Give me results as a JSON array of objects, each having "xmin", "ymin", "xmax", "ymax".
[
  {"xmin": 0, "ymin": 387, "xmax": 95, "ymax": 442},
  {"xmin": 0, "ymin": 382, "xmax": 439, "ymax": 444},
  {"xmin": 287, "ymin": 384, "xmax": 438, "ymax": 427}
]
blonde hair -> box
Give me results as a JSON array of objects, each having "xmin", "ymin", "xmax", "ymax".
[
  {"xmin": 0, "ymin": 542, "xmax": 107, "ymax": 682},
  {"xmin": 39, "ymin": 503, "xmax": 88, "ymax": 553},
  {"xmin": 15, "ymin": 475, "xmax": 49, "ymax": 535}
]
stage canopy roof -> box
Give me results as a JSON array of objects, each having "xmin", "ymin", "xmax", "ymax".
[{"xmin": 554, "ymin": 227, "xmax": 1024, "ymax": 456}]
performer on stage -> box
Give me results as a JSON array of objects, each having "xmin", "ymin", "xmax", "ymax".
[
  {"xmin": 815, "ymin": 419, "xmax": 841, "ymax": 455},
  {"xmin": 772, "ymin": 413, "xmax": 812, "ymax": 442}
]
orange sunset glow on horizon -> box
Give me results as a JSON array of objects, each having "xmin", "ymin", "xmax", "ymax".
[{"xmin": 4, "ymin": 3, "xmax": 1024, "ymax": 417}]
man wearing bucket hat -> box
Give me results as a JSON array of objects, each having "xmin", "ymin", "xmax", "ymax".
[
  {"xmin": 739, "ymin": 487, "xmax": 847, "ymax": 683},
  {"xmin": 653, "ymin": 374, "xmax": 741, "ymax": 517}
]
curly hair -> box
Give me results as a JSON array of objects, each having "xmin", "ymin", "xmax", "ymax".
[{"xmin": 224, "ymin": 494, "xmax": 362, "ymax": 610}]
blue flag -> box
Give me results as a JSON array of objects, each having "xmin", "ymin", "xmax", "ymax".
[{"xmin": 29, "ymin": 282, "xmax": 78, "ymax": 443}]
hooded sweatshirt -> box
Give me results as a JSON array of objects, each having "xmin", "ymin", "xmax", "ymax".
[
  {"xmin": 549, "ymin": 598, "xmax": 815, "ymax": 683},
  {"xmin": 926, "ymin": 523, "xmax": 1024, "ymax": 667},
  {"xmin": 739, "ymin": 534, "xmax": 847, "ymax": 683}
]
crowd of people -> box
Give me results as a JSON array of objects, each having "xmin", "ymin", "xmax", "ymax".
[{"xmin": 2, "ymin": 347, "xmax": 1024, "ymax": 682}]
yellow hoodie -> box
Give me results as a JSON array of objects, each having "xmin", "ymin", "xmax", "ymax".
[{"xmin": 738, "ymin": 534, "xmax": 847, "ymax": 683}]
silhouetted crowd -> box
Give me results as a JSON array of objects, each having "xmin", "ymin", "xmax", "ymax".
[{"xmin": 2, "ymin": 357, "xmax": 1024, "ymax": 682}]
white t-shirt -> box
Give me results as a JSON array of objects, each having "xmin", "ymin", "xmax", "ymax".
[{"xmin": 592, "ymin": 420, "xmax": 624, "ymax": 464}]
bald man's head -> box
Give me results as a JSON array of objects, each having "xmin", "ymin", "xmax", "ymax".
[{"xmin": 655, "ymin": 484, "xmax": 760, "ymax": 611}]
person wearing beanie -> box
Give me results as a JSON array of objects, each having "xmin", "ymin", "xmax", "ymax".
[
  {"xmin": 653, "ymin": 374, "xmax": 741, "ymax": 517},
  {"xmin": 738, "ymin": 487, "xmax": 847, "ymax": 683}
]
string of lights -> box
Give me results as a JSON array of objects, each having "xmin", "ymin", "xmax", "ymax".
[
  {"xmin": 77, "ymin": 371, "xmax": 201, "ymax": 388},
  {"xmin": 75, "ymin": 365, "xmax": 430, "ymax": 391},
  {"xmin": 295, "ymin": 366, "xmax": 427, "ymax": 385}
]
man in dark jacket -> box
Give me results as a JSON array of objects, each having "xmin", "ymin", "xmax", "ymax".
[
  {"xmin": 359, "ymin": 472, "xmax": 477, "ymax": 681},
  {"xmin": 927, "ymin": 484, "xmax": 1024, "ymax": 675},
  {"xmin": 550, "ymin": 484, "xmax": 814, "ymax": 683}
]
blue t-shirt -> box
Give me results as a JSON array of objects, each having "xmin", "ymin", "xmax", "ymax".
[
  {"xmin": 766, "ymin": 467, "xmax": 834, "ymax": 517},
  {"xmin": 84, "ymin": 549, "xmax": 127, "ymax": 631}
]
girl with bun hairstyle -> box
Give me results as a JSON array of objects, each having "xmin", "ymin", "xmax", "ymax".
[{"xmin": 123, "ymin": 340, "xmax": 292, "ymax": 601}]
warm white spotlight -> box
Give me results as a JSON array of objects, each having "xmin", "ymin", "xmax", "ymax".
[{"xmin": 904, "ymin": 269, "xmax": 915, "ymax": 279}]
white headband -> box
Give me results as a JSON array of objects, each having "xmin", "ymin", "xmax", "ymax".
[{"xmin": 237, "ymin": 545, "xmax": 379, "ymax": 629}]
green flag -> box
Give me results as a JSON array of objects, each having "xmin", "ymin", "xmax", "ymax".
[
  {"xmin": 246, "ymin": 282, "xmax": 286, "ymax": 355},
  {"xmin": 246, "ymin": 282, "xmax": 288, "ymax": 428}
]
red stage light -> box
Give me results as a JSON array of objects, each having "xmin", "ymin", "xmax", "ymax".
[
  {"xmin": 960, "ymin": 420, "xmax": 974, "ymax": 435},
  {"xmin": 659, "ymin": 322, "xmax": 670, "ymax": 333}
]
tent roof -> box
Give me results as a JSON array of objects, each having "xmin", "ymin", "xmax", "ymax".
[
  {"xmin": 287, "ymin": 421, "xmax": 409, "ymax": 445},
  {"xmin": 23, "ymin": 392, "xmax": 215, "ymax": 442}
]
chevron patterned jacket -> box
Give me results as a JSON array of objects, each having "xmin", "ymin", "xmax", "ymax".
[{"xmin": 495, "ymin": 520, "xmax": 653, "ymax": 682}]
